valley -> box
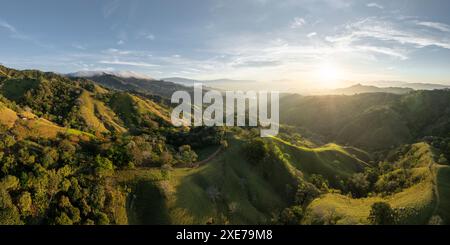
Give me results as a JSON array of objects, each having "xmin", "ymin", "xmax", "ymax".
[{"xmin": 1, "ymin": 64, "xmax": 450, "ymax": 225}]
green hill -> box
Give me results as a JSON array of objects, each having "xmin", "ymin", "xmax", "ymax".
[
  {"xmin": 280, "ymin": 91, "xmax": 450, "ymax": 150},
  {"xmin": 305, "ymin": 142, "xmax": 448, "ymax": 224},
  {"xmin": 118, "ymin": 135, "xmax": 299, "ymax": 224},
  {"xmin": 270, "ymin": 137, "xmax": 369, "ymax": 186}
]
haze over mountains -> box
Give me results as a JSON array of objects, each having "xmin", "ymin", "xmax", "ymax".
[{"xmin": 67, "ymin": 70, "xmax": 450, "ymax": 96}]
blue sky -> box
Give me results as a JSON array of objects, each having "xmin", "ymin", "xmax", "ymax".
[{"xmin": 1, "ymin": 0, "xmax": 450, "ymax": 89}]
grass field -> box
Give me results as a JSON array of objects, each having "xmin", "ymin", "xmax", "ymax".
[
  {"xmin": 79, "ymin": 91, "xmax": 109, "ymax": 133},
  {"xmin": 435, "ymin": 165, "xmax": 450, "ymax": 224},
  {"xmin": 111, "ymin": 135, "xmax": 448, "ymax": 225},
  {"xmin": 116, "ymin": 135, "xmax": 301, "ymax": 224},
  {"xmin": 271, "ymin": 137, "xmax": 369, "ymax": 186},
  {"xmin": 306, "ymin": 179, "xmax": 434, "ymax": 224},
  {"xmin": 305, "ymin": 142, "xmax": 441, "ymax": 225},
  {"xmin": 0, "ymin": 103, "xmax": 18, "ymax": 129}
]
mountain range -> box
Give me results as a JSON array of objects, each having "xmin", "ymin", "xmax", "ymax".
[{"xmin": 1, "ymin": 64, "xmax": 450, "ymax": 225}]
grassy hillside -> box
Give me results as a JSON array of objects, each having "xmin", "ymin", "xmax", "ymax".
[
  {"xmin": 305, "ymin": 142, "xmax": 444, "ymax": 224},
  {"xmin": 109, "ymin": 92, "xmax": 170, "ymax": 130},
  {"xmin": 435, "ymin": 165, "xmax": 450, "ymax": 223},
  {"xmin": 116, "ymin": 135, "xmax": 300, "ymax": 224},
  {"xmin": 78, "ymin": 91, "xmax": 109, "ymax": 133},
  {"xmin": 271, "ymin": 137, "xmax": 369, "ymax": 186},
  {"xmin": 280, "ymin": 91, "xmax": 450, "ymax": 150},
  {"xmin": 116, "ymin": 134, "xmax": 373, "ymax": 224},
  {"xmin": 0, "ymin": 102, "xmax": 18, "ymax": 129}
]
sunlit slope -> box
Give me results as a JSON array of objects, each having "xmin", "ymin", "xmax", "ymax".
[
  {"xmin": 270, "ymin": 137, "xmax": 370, "ymax": 186},
  {"xmin": 118, "ymin": 135, "xmax": 299, "ymax": 224},
  {"xmin": 109, "ymin": 92, "xmax": 171, "ymax": 129},
  {"xmin": 305, "ymin": 143, "xmax": 445, "ymax": 224},
  {"xmin": 0, "ymin": 65, "xmax": 169, "ymax": 135},
  {"xmin": 119, "ymin": 134, "xmax": 373, "ymax": 224},
  {"xmin": 0, "ymin": 102, "xmax": 18, "ymax": 129},
  {"xmin": 78, "ymin": 91, "xmax": 126, "ymax": 133},
  {"xmin": 280, "ymin": 91, "xmax": 450, "ymax": 150}
]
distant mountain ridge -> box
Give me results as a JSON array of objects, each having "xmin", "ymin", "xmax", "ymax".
[
  {"xmin": 68, "ymin": 70, "xmax": 153, "ymax": 80},
  {"xmin": 330, "ymin": 84, "xmax": 414, "ymax": 95},
  {"xmin": 367, "ymin": 81, "xmax": 450, "ymax": 90},
  {"xmin": 74, "ymin": 73, "xmax": 192, "ymax": 98}
]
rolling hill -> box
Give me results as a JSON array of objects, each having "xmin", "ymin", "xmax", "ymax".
[
  {"xmin": 1, "ymin": 64, "xmax": 449, "ymax": 225},
  {"xmin": 280, "ymin": 91, "xmax": 450, "ymax": 150}
]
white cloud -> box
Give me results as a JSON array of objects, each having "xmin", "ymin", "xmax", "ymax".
[
  {"xmin": 291, "ymin": 17, "xmax": 306, "ymax": 28},
  {"xmin": 0, "ymin": 20, "xmax": 16, "ymax": 33},
  {"xmin": 307, "ymin": 32, "xmax": 317, "ymax": 38},
  {"xmin": 137, "ymin": 31, "xmax": 156, "ymax": 40},
  {"xmin": 117, "ymin": 40, "xmax": 125, "ymax": 45},
  {"xmin": 366, "ymin": 3, "xmax": 384, "ymax": 9},
  {"xmin": 355, "ymin": 46, "xmax": 408, "ymax": 60},
  {"xmin": 416, "ymin": 21, "xmax": 450, "ymax": 32},
  {"xmin": 0, "ymin": 19, "xmax": 51, "ymax": 48},
  {"xmin": 327, "ymin": 17, "xmax": 450, "ymax": 52},
  {"xmin": 103, "ymin": 0, "xmax": 121, "ymax": 18},
  {"xmin": 145, "ymin": 34, "xmax": 155, "ymax": 40},
  {"xmin": 99, "ymin": 59, "xmax": 159, "ymax": 68},
  {"xmin": 72, "ymin": 44, "xmax": 86, "ymax": 50}
]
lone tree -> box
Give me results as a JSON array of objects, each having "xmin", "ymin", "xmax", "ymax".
[{"xmin": 368, "ymin": 202, "xmax": 395, "ymax": 225}]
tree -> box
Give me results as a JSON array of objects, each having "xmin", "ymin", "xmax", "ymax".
[
  {"xmin": 279, "ymin": 206, "xmax": 304, "ymax": 225},
  {"xmin": 310, "ymin": 174, "xmax": 329, "ymax": 191},
  {"xmin": 176, "ymin": 145, "xmax": 198, "ymax": 165},
  {"xmin": 55, "ymin": 212, "xmax": 73, "ymax": 225},
  {"xmin": 348, "ymin": 173, "xmax": 370, "ymax": 198},
  {"xmin": 243, "ymin": 139, "xmax": 268, "ymax": 164},
  {"xmin": 17, "ymin": 192, "xmax": 32, "ymax": 216},
  {"xmin": 364, "ymin": 168, "xmax": 379, "ymax": 189},
  {"xmin": 96, "ymin": 211, "xmax": 110, "ymax": 225},
  {"xmin": 94, "ymin": 155, "xmax": 114, "ymax": 177},
  {"xmin": 158, "ymin": 151, "xmax": 173, "ymax": 166},
  {"xmin": 295, "ymin": 182, "xmax": 320, "ymax": 207},
  {"xmin": 438, "ymin": 154, "xmax": 448, "ymax": 165},
  {"xmin": 368, "ymin": 202, "xmax": 395, "ymax": 225}
]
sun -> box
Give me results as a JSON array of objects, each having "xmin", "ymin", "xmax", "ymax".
[{"xmin": 314, "ymin": 63, "xmax": 343, "ymax": 89}]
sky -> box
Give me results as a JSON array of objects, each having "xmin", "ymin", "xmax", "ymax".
[{"xmin": 1, "ymin": 0, "xmax": 450, "ymax": 90}]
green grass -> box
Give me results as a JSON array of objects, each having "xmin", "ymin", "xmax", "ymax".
[
  {"xmin": 114, "ymin": 136, "xmax": 445, "ymax": 225},
  {"xmin": 169, "ymin": 137, "xmax": 292, "ymax": 224},
  {"xmin": 270, "ymin": 137, "xmax": 369, "ymax": 186},
  {"xmin": 306, "ymin": 179, "xmax": 434, "ymax": 224},
  {"xmin": 195, "ymin": 145, "xmax": 221, "ymax": 161},
  {"xmin": 119, "ymin": 135, "xmax": 298, "ymax": 225},
  {"xmin": 305, "ymin": 142, "xmax": 439, "ymax": 225},
  {"xmin": 0, "ymin": 102, "xmax": 18, "ymax": 129},
  {"xmin": 78, "ymin": 91, "xmax": 109, "ymax": 133},
  {"xmin": 109, "ymin": 93, "xmax": 140, "ymax": 127},
  {"xmin": 435, "ymin": 165, "xmax": 450, "ymax": 224}
]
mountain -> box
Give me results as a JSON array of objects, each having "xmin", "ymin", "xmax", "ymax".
[
  {"xmin": 330, "ymin": 84, "xmax": 414, "ymax": 95},
  {"xmin": 72, "ymin": 73, "xmax": 192, "ymax": 99},
  {"xmin": 280, "ymin": 91, "xmax": 450, "ymax": 150},
  {"xmin": 366, "ymin": 81, "xmax": 450, "ymax": 90},
  {"xmin": 68, "ymin": 70, "xmax": 153, "ymax": 80},
  {"xmin": 162, "ymin": 77, "xmax": 256, "ymax": 86},
  {"xmin": 1, "ymin": 64, "xmax": 450, "ymax": 226}
]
